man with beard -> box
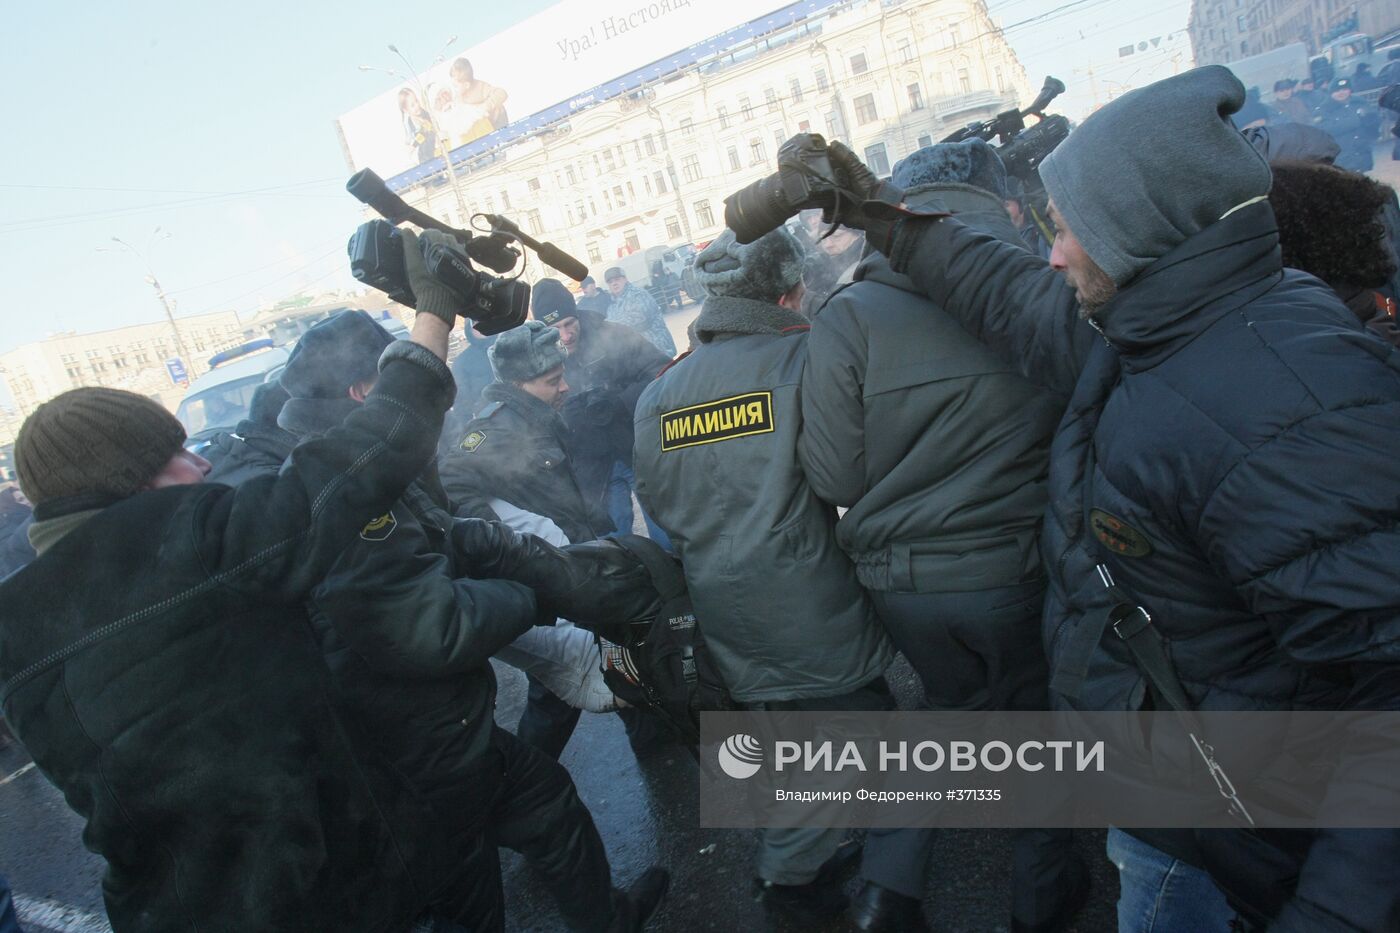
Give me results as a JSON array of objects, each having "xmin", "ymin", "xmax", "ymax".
[{"xmin": 824, "ymin": 65, "xmax": 1400, "ymax": 932}]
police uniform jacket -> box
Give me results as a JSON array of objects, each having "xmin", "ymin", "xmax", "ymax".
[
  {"xmin": 800, "ymin": 186, "xmax": 1063, "ymax": 594},
  {"xmin": 633, "ymin": 294, "xmax": 893, "ymax": 703},
  {"xmin": 277, "ymin": 395, "xmax": 542, "ymax": 854},
  {"xmin": 888, "ymin": 197, "xmax": 1400, "ymax": 930},
  {"xmin": 439, "ymin": 381, "xmax": 612, "ymax": 544},
  {"xmin": 0, "ymin": 342, "xmax": 468, "ymax": 932}
]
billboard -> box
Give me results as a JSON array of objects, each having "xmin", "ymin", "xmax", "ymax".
[{"xmin": 337, "ymin": 0, "xmax": 833, "ymax": 187}]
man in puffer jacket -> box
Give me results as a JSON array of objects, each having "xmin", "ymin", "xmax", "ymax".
[
  {"xmin": 830, "ymin": 65, "xmax": 1400, "ymax": 933},
  {"xmin": 799, "ymin": 139, "xmax": 1078, "ymax": 933},
  {"xmin": 634, "ymin": 228, "xmax": 893, "ymax": 926}
]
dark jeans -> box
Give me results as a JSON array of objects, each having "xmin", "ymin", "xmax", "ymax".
[
  {"xmin": 443, "ymin": 727, "xmax": 621, "ymax": 933},
  {"xmin": 1107, "ymin": 828, "xmax": 1235, "ymax": 932},
  {"xmin": 605, "ymin": 461, "xmax": 672, "ymax": 551},
  {"xmin": 863, "ymin": 582, "xmax": 1075, "ymax": 926}
]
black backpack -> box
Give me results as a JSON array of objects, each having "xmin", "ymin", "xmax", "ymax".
[{"xmin": 596, "ymin": 535, "xmax": 732, "ymax": 746}]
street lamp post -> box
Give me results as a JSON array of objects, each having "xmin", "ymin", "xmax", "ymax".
[
  {"xmin": 360, "ymin": 38, "xmax": 470, "ymax": 222},
  {"xmin": 98, "ymin": 228, "xmax": 194, "ymax": 381}
]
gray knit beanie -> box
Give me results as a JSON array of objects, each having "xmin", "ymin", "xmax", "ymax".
[
  {"xmin": 1038, "ymin": 65, "xmax": 1273, "ymax": 286},
  {"xmin": 489, "ymin": 321, "xmax": 568, "ymax": 383},
  {"xmin": 694, "ymin": 228, "xmax": 805, "ymax": 301},
  {"xmin": 16, "ymin": 387, "xmax": 187, "ymax": 506}
]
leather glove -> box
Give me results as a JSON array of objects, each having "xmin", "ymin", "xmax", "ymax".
[
  {"xmin": 822, "ymin": 141, "xmax": 938, "ymax": 256},
  {"xmin": 451, "ymin": 518, "xmax": 659, "ymax": 630},
  {"xmin": 401, "ymin": 228, "xmax": 468, "ymax": 326}
]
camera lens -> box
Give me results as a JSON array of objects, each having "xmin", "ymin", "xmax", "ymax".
[{"xmin": 723, "ymin": 174, "xmax": 791, "ymax": 245}]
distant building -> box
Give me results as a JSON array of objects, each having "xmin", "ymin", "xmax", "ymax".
[
  {"xmin": 0, "ymin": 311, "xmax": 249, "ymax": 417},
  {"xmin": 372, "ymin": 0, "xmax": 1033, "ymax": 268}
]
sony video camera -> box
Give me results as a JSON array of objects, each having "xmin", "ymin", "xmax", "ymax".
[
  {"xmin": 347, "ymin": 219, "xmax": 529, "ymax": 335},
  {"xmin": 942, "ymin": 76, "xmax": 1070, "ymax": 188},
  {"xmin": 344, "ymin": 168, "xmax": 589, "ymax": 335}
]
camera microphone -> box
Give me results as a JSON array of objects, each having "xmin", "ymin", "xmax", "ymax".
[{"xmin": 484, "ymin": 214, "xmax": 589, "ymax": 282}]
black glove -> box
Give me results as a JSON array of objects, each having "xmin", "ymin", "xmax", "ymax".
[
  {"xmin": 402, "ymin": 229, "xmax": 469, "ymax": 326},
  {"xmin": 822, "ymin": 141, "xmax": 943, "ymax": 255},
  {"xmin": 451, "ymin": 518, "xmax": 659, "ymax": 630}
]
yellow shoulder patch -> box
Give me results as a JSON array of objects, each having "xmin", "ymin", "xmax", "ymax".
[
  {"xmin": 359, "ymin": 510, "xmax": 398, "ymax": 542},
  {"xmin": 461, "ymin": 430, "xmax": 487, "ymax": 452},
  {"xmin": 660, "ymin": 391, "xmax": 775, "ymax": 451}
]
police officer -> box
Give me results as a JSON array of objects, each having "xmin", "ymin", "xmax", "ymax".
[
  {"xmin": 275, "ymin": 304, "xmax": 670, "ymax": 932},
  {"xmin": 204, "ymin": 380, "xmax": 296, "ymax": 486},
  {"xmin": 440, "ymin": 319, "xmax": 610, "ymax": 544},
  {"xmin": 633, "ymin": 228, "xmax": 894, "ymax": 925}
]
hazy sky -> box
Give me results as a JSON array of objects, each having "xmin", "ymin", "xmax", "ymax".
[{"xmin": 1, "ymin": 0, "xmax": 1190, "ymax": 360}]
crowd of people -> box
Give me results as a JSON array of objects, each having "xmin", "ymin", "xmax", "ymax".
[{"xmin": 2, "ymin": 61, "xmax": 1400, "ymax": 933}]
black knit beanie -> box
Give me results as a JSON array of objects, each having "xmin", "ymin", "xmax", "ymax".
[
  {"xmin": 532, "ymin": 279, "xmax": 579, "ymax": 326},
  {"xmin": 16, "ymin": 387, "xmax": 187, "ymax": 506}
]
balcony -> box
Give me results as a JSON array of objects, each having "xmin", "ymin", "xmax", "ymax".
[{"xmin": 931, "ymin": 90, "xmax": 1008, "ymax": 121}]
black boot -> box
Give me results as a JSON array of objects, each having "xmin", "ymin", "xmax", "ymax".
[
  {"xmin": 610, "ymin": 867, "xmax": 670, "ymax": 932},
  {"xmin": 850, "ymin": 881, "xmax": 930, "ymax": 932},
  {"xmin": 1011, "ymin": 853, "xmax": 1089, "ymax": 933}
]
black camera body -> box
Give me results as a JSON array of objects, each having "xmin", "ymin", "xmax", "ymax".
[
  {"xmin": 724, "ymin": 133, "xmax": 838, "ymax": 244},
  {"xmin": 347, "ymin": 219, "xmax": 529, "ymax": 336},
  {"xmin": 995, "ymin": 115, "xmax": 1071, "ymax": 184}
]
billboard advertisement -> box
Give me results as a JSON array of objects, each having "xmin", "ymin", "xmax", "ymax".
[{"xmin": 337, "ymin": 0, "xmax": 821, "ymax": 185}]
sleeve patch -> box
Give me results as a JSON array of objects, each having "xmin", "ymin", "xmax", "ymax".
[{"xmin": 461, "ymin": 430, "xmax": 487, "ymax": 452}]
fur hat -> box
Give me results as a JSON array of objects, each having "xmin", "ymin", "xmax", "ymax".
[
  {"xmin": 489, "ymin": 321, "xmax": 568, "ymax": 383},
  {"xmin": 16, "ymin": 387, "xmax": 186, "ymax": 506},
  {"xmin": 532, "ymin": 278, "xmax": 578, "ymax": 326},
  {"xmin": 892, "ymin": 138, "xmax": 1008, "ymax": 199},
  {"xmin": 281, "ymin": 310, "xmax": 393, "ymax": 399},
  {"xmin": 693, "ymin": 228, "xmax": 805, "ymax": 301}
]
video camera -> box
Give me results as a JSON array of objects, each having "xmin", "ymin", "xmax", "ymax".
[
  {"xmin": 344, "ymin": 168, "xmax": 590, "ymax": 335},
  {"xmin": 941, "ymin": 76, "xmax": 1070, "ymax": 189}
]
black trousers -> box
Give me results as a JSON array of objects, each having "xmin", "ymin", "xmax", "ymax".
[{"xmin": 437, "ymin": 726, "xmax": 622, "ymax": 933}]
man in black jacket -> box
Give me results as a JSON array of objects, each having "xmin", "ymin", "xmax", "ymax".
[
  {"xmin": 440, "ymin": 319, "xmax": 610, "ymax": 544},
  {"xmin": 0, "ymin": 253, "xmax": 470, "ymax": 931},
  {"xmin": 275, "ymin": 307, "xmax": 668, "ymax": 932},
  {"xmin": 824, "ymin": 66, "xmax": 1400, "ymax": 933},
  {"xmin": 800, "ymin": 140, "xmax": 1079, "ymax": 933}
]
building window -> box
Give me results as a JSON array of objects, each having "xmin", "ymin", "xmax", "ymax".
[
  {"xmin": 527, "ymin": 177, "xmax": 541, "ymax": 192},
  {"xmin": 681, "ymin": 154, "xmax": 702, "ymax": 183},
  {"xmin": 613, "ymin": 184, "xmax": 626, "ymax": 207},
  {"xmin": 995, "ymin": 66, "xmax": 1006, "ymax": 93},
  {"xmin": 728, "ymin": 146, "xmax": 742, "ymax": 171},
  {"xmin": 765, "ymin": 87, "xmax": 780, "ymax": 113},
  {"xmin": 603, "ymin": 149, "xmax": 616, "ymax": 172},
  {"xmin": 907, "ymin": 83, "xmax": 924, "ymax": 111},
  {"xmin": 1237, "ymin": 14, "xmax": 1246, "ymax": 29},
  {"xmin": 653, "ymin": 169, "xmax": 668, "ymax": 194},
  {"xmin": 864, "ymin": 142, "xmax": 890, "ymax": 177},
  {"xmin": 958, "ymin": 68, "xmax": 972, "ymax": 93},
  {"xmin": 854, "ymin": 93, "xmax": 878, "ymax": 124},
  {"xmin": 897, "ymin": 37, "xmax": 912, "ymax": 63},
  {"xmin": 815, "ymin": 68, "xmax": 830, "ymax": 92},
  {"xmin": 603, "ymin": 189, "xmax": 613, "ymax": 210},
  {"xmin": 680, "ymin": 117, "xmax": 694, "ymax": 137},
  {"xmin": 949, "ymin": 22, "xmax": 962, "ymax": 46},
  {"xmin": 588, "ymin": 242, "xmax": 603, "ymax": 263},
  {"xmin": 740, "ymin": 95, "xmax": 754, "ymax": 122},
  {"xmin": 774, "ymin": 129, "xmax": 785, "ymax": 152},
  {"xmin": 624, "ymin": 228, "xmax": 641, "ymax": 252},
  {"xmin": 917, "ymin": 133, "xmax": 932, "ymax": 148},
  {"xmin": 790, "ymin": 77, "xmax": 803, "ymax": 104},
  {"xmin": 526, "ymin": 209, "xmax": 543, "ymax": 235},
  {"xmin": 718, "ymin": 105, "xmax": 730, "ymax": 129},
  {"xmin": 566, "ymin": 165, "xmax": 577, "ymax": 185},
  {"xmin": 850, "ymin": 52, "xmax": 868, "ymax": 75},
  {"xmin": 826, "ymin": 110, "xmax": 844, "ymax": 139},
  {"xmin": 644, "ymin": 134, "xmax": 657, "ymax": 156},
  {"xmin": 500, "ymin": 190, "xmax": 511, "ymax": 210},
  {"xmin": 694, "ymin": 199, "xmax": 715, "ymax": 227},
  {"xmin": 798, "ymin": 119, "xmax": 811, "ymax": 132},
  {"xmin": 666, "ymin": 216, "xmax": 683, "ymax": 240},
  {"xmin": 749, "ymin": 138, "xmax": 767, "ymax": 164}
]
